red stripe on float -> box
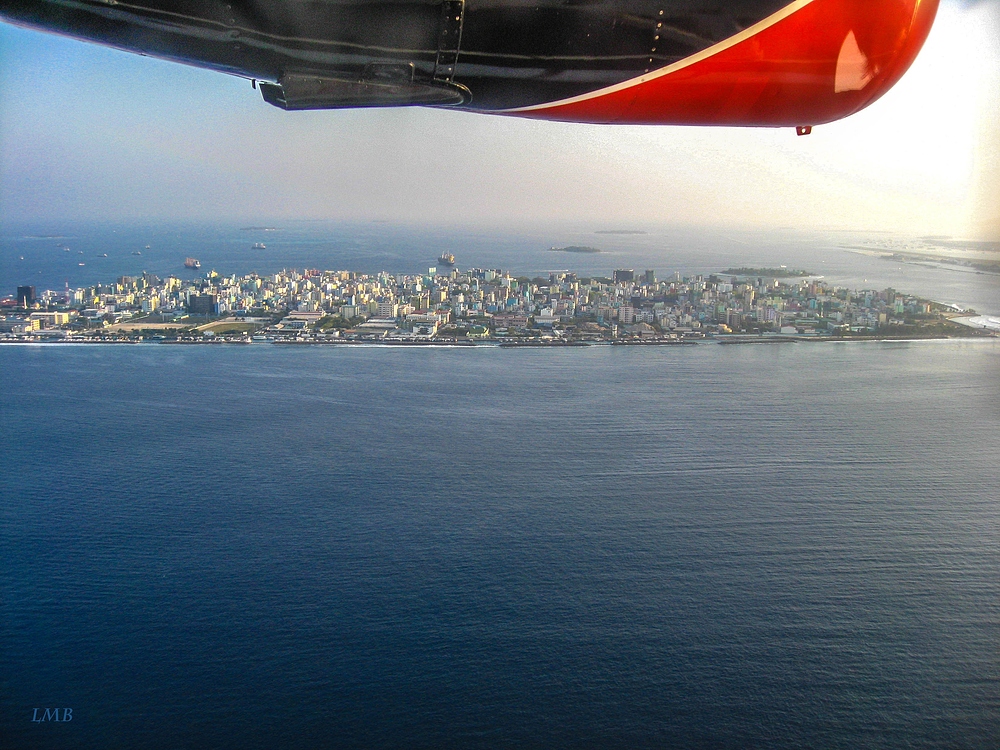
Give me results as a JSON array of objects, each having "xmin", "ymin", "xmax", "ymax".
[{"xmin": 502, "ymin": 0, "xmax": 939, "ymax": 126}]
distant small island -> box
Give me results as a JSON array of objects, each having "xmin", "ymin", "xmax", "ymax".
[
  {"xmin": 240, "ymin": 226, "xmax": 278, "ymax": 231},
  {"xmin": 548, "ymin": 246, "xmax": 602, "ymax": 254},
  {"xmin": 595, "ymin": 230, "xmax": 647, "ymax": 235},
  {"xmin": 721, "ymin": 267, "xmax": 813, "ymax": 278}
]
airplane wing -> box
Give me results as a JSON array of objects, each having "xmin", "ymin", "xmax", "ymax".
[{"xmin": 0, "ymin": 0, "xmax": 939, "ymax": 127}]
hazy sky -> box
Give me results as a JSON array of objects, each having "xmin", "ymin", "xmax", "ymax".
[{"xmin": 1, "ymin": 0, "xmax": 998, "ymax": 237}]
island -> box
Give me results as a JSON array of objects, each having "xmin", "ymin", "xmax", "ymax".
[
  {"xmin": 2, "ymin": 265, "xmax": 994, "ymax": 345},
  {"xmin": 595, "ymin": 230, "xmax": 648, "ymax": 235},
  {"xmin": 721, "ymin": 267, "xmax": 813, "ymax": 278}
]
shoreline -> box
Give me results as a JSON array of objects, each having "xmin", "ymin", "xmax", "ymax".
[{"xmin": 2, "ymin": 332, "xmax": 995, "ymax": 348}]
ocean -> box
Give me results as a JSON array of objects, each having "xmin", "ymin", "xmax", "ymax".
[{"xmin": 2, "ymin": 340, "xmax": 999, "ymax": 748}]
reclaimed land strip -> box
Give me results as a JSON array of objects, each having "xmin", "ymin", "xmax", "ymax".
[
  {"xmin": 547, "ymin": 246, "xmax": 602, "ymax": 254},
  {"xmin": 842, "ymin": 245, "xmax": 1000, "ymax": 275},
  {"xmin": 721, "ymin": 267, "xmax": 812, "ymax": 278}
]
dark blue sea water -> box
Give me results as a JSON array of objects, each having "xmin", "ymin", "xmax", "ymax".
[
  {"xmin": 3, "ymin": 220, "xmax": 999, "ymax": 314},
  {"xmin": 2, "ymin": 341, "xmax": 999, "ymax": 749}
]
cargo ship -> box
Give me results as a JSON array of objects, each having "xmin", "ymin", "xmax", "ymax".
[
  {"xmin": 184, "ymin": 257, "xmax": 201, "ymax": 269},
  {"xmin": 437, "ymin": 253, "xmax": 456, "ymax": 267}
]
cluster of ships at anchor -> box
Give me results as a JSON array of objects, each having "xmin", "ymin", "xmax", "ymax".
[
  {"xmin": 184, "ymin": 241, "xmax": 267, "ymax": 270},
  {"xmin": 184, "ymin": 247, "xmax": 450, "ymax": 273}
]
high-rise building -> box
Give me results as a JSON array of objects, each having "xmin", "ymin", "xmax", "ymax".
[
  {"xmin": 16, "ymin": 286, "xmax": 36, "ymax": 307},
  {"xmin": 188, "ymin": 294, "xmax": 216, "ymax": 315},
  {"xmin": 644, "ymin": 270, "xmax": 655, "ymax": 285},
  {"xmin": 613, "ymin": 269, "xmax": 634, "ymax": 284}
]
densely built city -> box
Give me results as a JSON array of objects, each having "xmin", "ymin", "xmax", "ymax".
[{"xmin": 2, "ymin": 264, "xmax": 991, "ymax": 343}]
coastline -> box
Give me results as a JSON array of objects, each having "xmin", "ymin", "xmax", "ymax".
[{"xmin": 3, "ymin": 332, "xmax": 995, "ymax": 347}]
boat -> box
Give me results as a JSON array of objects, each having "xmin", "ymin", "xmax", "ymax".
[
  {"xmin": 438, "ymin": 253, "xmax": 456, "ymax": 266},
  {"xmin": 184, "ymin": 257, "xmax": 201, "ymax": 269},
  {"xmin": 253, "ymin": 242, "xmax": 266, "ymax": 249},
  {"xmin": 132, "ymin": 251, "xmax": 141, "ymax": 255}
]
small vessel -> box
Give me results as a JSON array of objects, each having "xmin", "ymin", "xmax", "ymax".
[
  {"xmin": 132, "ymin": 251, "xmax": 142, "ymax": 255},
  {"xmin": 438, "ymin": 253, "xmax": 456, "ymax": 266},
  {"xmin": 253, "ymin": 242, "xmax": 266, "ymax": 249},
  {"xmin": 78, "ymin": 262, "xmax": 85, "ymax": 266},
  {"xmin": 184, "ymin": 257, "xmax": 202, "ymax": 269},
  {"xmin": 145, "ymin": 245, "xmax": 151, "ymax": 249},
  {"xmin": 101, "ymin": 253, "xmax": 108, "ymax": 257}
]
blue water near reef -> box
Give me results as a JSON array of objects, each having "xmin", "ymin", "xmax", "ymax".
[
  {"xmin": 2, "ymin": 220, "xmax": 999, "ymax": 314},
  {"xmin": 2, "ymin": 341, "xmax": 999, "ymax": 748}
]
